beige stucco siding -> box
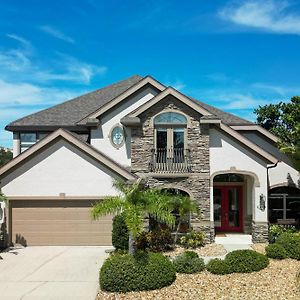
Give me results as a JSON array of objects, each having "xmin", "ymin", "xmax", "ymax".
[
  {"xmin": 209, "ymin": 127, "xmax": 268, "ymax": 222},
  {"xmin": 0, "ymin": 139, "xmax": 120, "ymax": 197}
]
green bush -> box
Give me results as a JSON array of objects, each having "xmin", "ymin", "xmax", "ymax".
[
  {"xmin": 225, "ymin": 250, "xmax": 269, "ymax": 273},
  {"xmin": 276, "ymin": 232, "xmax": 300, "ymax": 260},
  {"xmin": 135, "ymin": 229, "xmax": 174, "ymax": 252},
  {"xmin": 173, "ymin": 251, "xmax": 205, "ymax": 274},
  {"xmin": 100, "ymin": 251, "xmax": 176, "ymax": 292},
  {"xmin": 112, "ymin": 214, "xmax": 129, "ymax": 250},
  {"xmin": 184, "ymin": 250, "xmax": 199, "ymax": 259},
  {"xmin": 206, "ymin": 250, "xmax": 269, "ymax": 275},
  {"xmin": 180, "ymin": 230, "xmax": 205, "ymax": 248},
  {"xmin": 206, "ymin": 258, "xmax": 231, "ymax": 275},
  {"xmin": 269, "ymin": 224, "xmax": 297, "ymax": 243},
  {"xmin": 265, "ymin": 243, "xmax": 287, "ymax": 259}
]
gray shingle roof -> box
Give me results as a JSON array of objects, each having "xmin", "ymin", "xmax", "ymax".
[
  {"xmin": 6, "ymin": 74, "xmax": 252, "ymax": 131},
  {"xmin": 6, "ymin": 75, "xmax": 143, "ymax": 130}
]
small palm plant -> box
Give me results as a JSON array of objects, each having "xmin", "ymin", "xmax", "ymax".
[
  {"xmin": 166, "ymin": 194, "xmax": 199, "ymax": 243},
  {"xmin": 91, "ymin": 180, "xmax": 176, "ymax": 254}
]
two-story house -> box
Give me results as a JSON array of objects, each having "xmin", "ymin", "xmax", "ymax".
[{"xmin": 0, "ymin": 75, "xmax": 299, "ymax": 246}]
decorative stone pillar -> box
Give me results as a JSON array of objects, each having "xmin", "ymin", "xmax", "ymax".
[{"xmin": 252, "ymin": 221, "xmax": 269, "ymax": 243}]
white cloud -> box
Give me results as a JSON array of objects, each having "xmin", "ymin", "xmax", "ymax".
[
  {"xmin": 40, "ymin": 25, "xmax": 75, "ymax": 43},
  {"xmin": 0, "ymin": 34, "xmax": 107, "ymax": 85},
  {"xmin": 219, "ymin": 0, "xmax": 300, "ymax": 35}
]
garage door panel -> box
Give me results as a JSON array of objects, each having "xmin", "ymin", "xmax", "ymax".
[{"xmin": 11, "ymin": 200, "xmax": 113, "ymax": 246}]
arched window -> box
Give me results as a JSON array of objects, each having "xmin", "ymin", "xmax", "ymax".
[{"xmin": 154, "ymin": 112, "xmax": 187, "ymax": 125}]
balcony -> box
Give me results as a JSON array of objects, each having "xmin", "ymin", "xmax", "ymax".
[{"xmin": 149, "ymin": 148, "xmax": 191, "ymax": 174}]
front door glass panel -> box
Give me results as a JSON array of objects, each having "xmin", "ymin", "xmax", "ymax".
[{"xmin": 214, "ymin": 186, "xmax": 243, "ymax": 232}]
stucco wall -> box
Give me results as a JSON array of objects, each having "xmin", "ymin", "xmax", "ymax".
[
  {"xmin": 241, "ymin": 131, "xmax": 299, "ymax": 189},
  {"xmin": 209, "ymin": 127, "xmax": 268, "ymax": 222},
  {"xmin": 0, "ymin": 139, "xmax": 120, "ymax": 197},
  {"xmin": 90, "ymin": 86, "xmax": 158, "ymax": 167}
]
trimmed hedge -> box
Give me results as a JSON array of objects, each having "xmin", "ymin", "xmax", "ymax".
[
  {"xmin": 206, "ymin": 258, "xmax": 231, "ymax": 275},
  {"xmin": 265, "ymin": 243, "xmax": 287, "ymax": 259},
  {"xmin": 276, "ymin": 233, "xmax": 300, "ymax": 260},
  {"xmin": 112, "ymin": 214, "xmax": 129, "ymax": 251},
  {"xmin": 206, "ymin": 250, "xmax": 269, "ymax": 275},
  {"xmin": 225, "ymin": 250, "xmax": 269, "ymax": 273},
  {"xmin": 173, "ymin": 251, "xmax": 205, "ymax": 274},
  {"xmin": 100, "ymin": 251, "xmax": 176, "ymax": 292}
]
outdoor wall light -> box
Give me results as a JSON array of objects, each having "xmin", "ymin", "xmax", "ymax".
[{"xmin": 258, "ymin": 194, "xmax": 266, "ymax": 211}]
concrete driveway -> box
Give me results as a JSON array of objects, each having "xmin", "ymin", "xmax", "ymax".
[{"xmin": 0, "ymin": 246, "xmax": 110, "ymax": 300}]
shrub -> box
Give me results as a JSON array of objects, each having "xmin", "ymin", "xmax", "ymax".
[
  {"xmin": 100, "ymin": 251, "xmax": 176, "ymax": 292},
  {"xmin": 173, "ymin": 251, "xmax": 205, "ymax": 274},
  {"xmin": 225, "ymin": 250, "xmax": 269, "ymax": 273},
  {"xmin": 135, "ymin": 229, "xmax": 174, "ymax": 252},
  {"xmin": 180, "ymin": 230, "xmax": 205, "ymax": 248},
  {"xmin": 184, "ymin": 250, "xmax": 199, "ymax": 259},
  {"xmin": 276, "ymin": 232, "xmax": 300, "ymax": 260},
  {"xmin": 112, "ymin": 214, "xmax": 129, "ymax": 250},
  {"xmin": 265, "ymin": 243, "xmax": 287, "ymax": 259},
  {"xmin": 206, "ymin": 258, "xmax": 231, "ymax": 275},
  {"xmin": 269, "ymin": 224, "xmax": 297, "ymax": 243}
]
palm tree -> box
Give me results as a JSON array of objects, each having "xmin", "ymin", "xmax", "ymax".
[
  {"xmin": 91, "ymin": 180, "xmax": 176, "ymax": 254},
  {"xmin": 166, "ymin": 193, "xmax": 199, "ymax": 243}
]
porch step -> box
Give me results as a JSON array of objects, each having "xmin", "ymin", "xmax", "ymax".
[{"xmin": 215, "ymin": 234, "xmax": 252, "ymax": 245}]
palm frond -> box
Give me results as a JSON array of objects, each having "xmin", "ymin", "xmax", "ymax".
[{"xmin": 90, "ymin": 196, "xmax": 124, "ymax": 220}]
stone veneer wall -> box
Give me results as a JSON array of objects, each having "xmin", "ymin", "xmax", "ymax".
[
  {"xmin": 252, "ymin": 221, "xmax": 269, "ymax": 243},
  {"xmin": 131, "ymin": 96, "xmax": 214, "ymax": 243}
]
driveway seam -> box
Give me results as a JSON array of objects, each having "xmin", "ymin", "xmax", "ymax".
[
  {"xmin": 20, "ymin": 281, "xmax": 47, "ymax": 300},
  {"xmin": 19, "ymin": 248, "xmax": 68, "ymax": 282}
]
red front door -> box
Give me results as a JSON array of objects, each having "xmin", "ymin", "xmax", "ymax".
[{"xmin": 214, "ymin": 186, "xmax": 243, "ymax": 232}]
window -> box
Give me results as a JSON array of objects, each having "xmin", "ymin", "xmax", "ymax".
[
  {"xmin": 154, "ymin": 112, "xmax": 187, "ymax": 164},
  {"xmin": 154, "ymin": 112, "xmax": 187, "ymax": 125},
  {"xmin": 20, "ymin": 133, "xmax": 37, "ymax": 152},
  {"xmin": 269, "ymin": 187, "xmax": 300, "ymax": 225},
  {"xmin": 214, "ymin": 174, "xmax": 244, "ymax": 182},
  {"xmin": 110, "ymin": 125, "xmax": 124, "ymax": 148}
]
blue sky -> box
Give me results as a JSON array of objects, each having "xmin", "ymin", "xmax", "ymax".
[{"xmin": 1, "ymin": 0, "xmax": 300, "ymax": 147}]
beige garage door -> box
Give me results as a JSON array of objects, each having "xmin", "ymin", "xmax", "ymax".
[{"xmin": 10, "ymin": 200, "xmax": 112, "ymax": 246}]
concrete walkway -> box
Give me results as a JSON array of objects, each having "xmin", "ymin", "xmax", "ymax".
[
  {"xmin": 202, "ymin": 234, "xmax": 253, "ymax": 263},
  {"xmin": 0, "ymin": 246, "xmax": 110, "ymax": 300}
]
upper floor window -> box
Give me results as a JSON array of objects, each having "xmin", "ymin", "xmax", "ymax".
[
  {"xmin": 20, "ymin": 133, "xmax": 37, "ymax": 152},
  {"xmin": 110, "ymin": 125, "xmax": 125, "ymax": 149},
  {"xmin": 154, "ymin": 112, "xmax": 187, "ymax": 125}
]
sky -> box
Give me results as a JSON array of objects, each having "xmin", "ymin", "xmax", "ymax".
[{"xmin": 1, "ymin": 0, "xmax": 300, "ymax": 147}]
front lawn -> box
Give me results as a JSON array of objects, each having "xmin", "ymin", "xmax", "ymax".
[{"xmin": 97, "ymin": 258, "xmax": 300, "ymax": 300}]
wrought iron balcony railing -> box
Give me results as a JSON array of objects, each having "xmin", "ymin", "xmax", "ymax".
[{"xmin": 149, "ymin": 148, "xmax": 191, "ymax": 173}]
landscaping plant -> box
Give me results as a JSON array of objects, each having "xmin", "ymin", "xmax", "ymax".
[
  {"xmin": 265, "ymin": 243, "xmax": 287, "ymax": 259},
  {"xmin": 134, "ymin": 229, "xmax": 174, "ymax": 252},
  {"xmin": 100, "ymin": 251, "xmax": 176, "ymax": 292},
  {"xmin": 206, "ymin": 250, "xmax": 269, "ymax": 275},
  {"xmin": 173, "ymin": 250, "xmax": 205, "ymax": 274},
  {"xmin": 276, "ymin": 232, "xmax": 300, "ymax": 260},
  {"xmin": 180, "ymin": 230, "xmax": 205, "ymax": 248},
  {"xmin": 269, "ymin": 224, "xmax": 297, "ymax": 243},
  {"xmin": 91, "ymin": 180, "xmax": 176, "ymax": 253},
  {"xmin": 112, "ymin": 214, "xmax": 129, "ymax": 250}
]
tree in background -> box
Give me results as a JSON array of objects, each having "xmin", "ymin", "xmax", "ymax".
[
  {"xmin": 0, "ymin": 148, "xmax": 13, "ymax": 167},
  {"xmin": 254, "ymin": 96, "xmax": 300, "ymax": 171}
]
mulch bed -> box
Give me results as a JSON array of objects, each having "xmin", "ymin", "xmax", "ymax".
[{"xmin": 97, "ymin": 259, "xmax": 300, "ymax": 300}]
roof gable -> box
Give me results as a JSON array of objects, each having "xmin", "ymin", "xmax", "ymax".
[
  {"xmin": 0, "ymin": 129, "xmax": 137, "ymax": 181},
  {"xmin": 77, "ymin": 76, "xmax": 166, "ymax": 124},
  {"xmin": 129, "ymin": 87, "xmax": 213, "ymax": 117}
]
